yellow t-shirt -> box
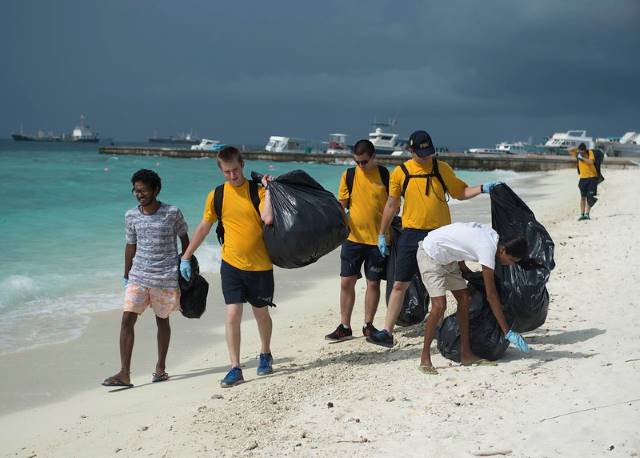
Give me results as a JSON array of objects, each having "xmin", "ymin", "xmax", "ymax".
[
  {"xmin": 389, "ymin": 158, "xmax": 467, "ymax": 230},
  {"xmin": 570, "ymin": 149, "xmax": 598, "ymax": 179},
  {"xmin": 202, "ymin": 181, "xmax": 272, "ymax": 271},
  {"xmin": 338, "ymin": 166, "xmax": 389, "ymax": 245}
]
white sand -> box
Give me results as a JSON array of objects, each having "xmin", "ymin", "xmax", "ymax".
[{"xmin": 2, "ymin": 167, "xmax": 640, "ymax": 457}]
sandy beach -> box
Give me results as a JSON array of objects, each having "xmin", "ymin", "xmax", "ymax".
[{"xmin": 2, "ymin": 167, "xmax": 639, "ymax": 457}]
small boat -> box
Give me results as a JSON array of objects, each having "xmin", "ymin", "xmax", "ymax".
[
  {"xmin": 190, "ymin": 138, "xmax": 225, "ymax": 151},
  {"xmin": 543, "ymin": 130, "xmax": 594, "ymax": 153},
  {"xmin": 596, "ymin": 132, "xmax": 640, "ymax": 157},
  {"xmin": 368, "ymin": 121, "xmax": 408, "ymax": 155},
  {"xmin": 495, "ymin": 141, "xmax": 528, "ymax": 154},
  {"xmin": 325, "ymin": 133, "xmax": 350, "ymax": 155},
  {"xmin": 265, "ymin": 136, "xmax": 324, "ymax": 154}
]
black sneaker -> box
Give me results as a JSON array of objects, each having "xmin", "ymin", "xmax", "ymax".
[
  {"xmin": 362, "ymin": 322, "xmax": 379, "ymax": 337},
  {"xmin": 366, "ymin": 329, "xmax": 394, "ymax": 348},
  {"xmin": 325, "ymin": 324, "xmax": 353, "ymax": 342}
]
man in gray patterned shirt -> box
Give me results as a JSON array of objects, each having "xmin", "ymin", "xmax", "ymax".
[{"xmin": 102, "ymin": 169, "xmax": 189, "ymax": 388}]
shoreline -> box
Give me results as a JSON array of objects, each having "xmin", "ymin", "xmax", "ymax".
[{"xmin": 3, "ymin": 168, "xmax": 639, "ymax": 456}]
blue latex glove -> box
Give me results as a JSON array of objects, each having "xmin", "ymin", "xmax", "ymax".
[
  {"xmin": 577, "ymin": 153, "xmax": 584, "ymax": 161},
  {"xmin": 180, "ymin": 258, "xmax": 192, "ymax": 281},
  {"xmin": 481, "ymin": 181, "xmax": 502, "ymax": 194},
  {"xmin": 506, "ymin": 330, "xmax": 530, "ymax": 353},
  {"xmin": 377, "ymin": 234, "xmax": 389, "ymax": 257},
  {"xmin": 123, "ymin": 277, "xmax": 128, "ymax": 288}
]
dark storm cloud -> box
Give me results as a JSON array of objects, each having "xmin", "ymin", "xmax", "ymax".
[{"xmin": 1, "ymin": 0, "xmax": 638, "ymax": 148}]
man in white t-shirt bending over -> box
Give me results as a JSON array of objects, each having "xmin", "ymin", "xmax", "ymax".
[{"xmin": 417, "ymin": 222, "xmax": 530, "ymax": 374}]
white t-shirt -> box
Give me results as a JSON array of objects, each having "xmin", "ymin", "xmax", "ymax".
[{"xmin": 421, "ymin": 222, "xmax": 499, "ymax": 269}]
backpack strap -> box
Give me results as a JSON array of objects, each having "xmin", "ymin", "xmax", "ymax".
[
  {"xmin": 213, "ymin": 184, "xmax": 225, "ymax": 245},
  {"xmin": 431, "ymin": 159, "xmax": 448, "ymax": 196},
  {"xmin": 400, "ymin": 160, "xmax": 448, "ymax": 198},
  {"xmin": 377, "ymin": 165, "xmax": 390, "ymax": 194},
  {"xmin": 400, "ymin": 164, "xmax": 411, "ymax": 197},
  {"xmin": 345, "ymin": 167, "xmax": 356, "ymax": 209}
]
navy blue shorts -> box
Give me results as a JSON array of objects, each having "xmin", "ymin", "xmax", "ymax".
[
  {"xmin": 220, "ymin": 260, "xmax": 275, "ymax": 307},
  {"xmin": 394, "ymin": 228, "xmax": 430, "ymax": 282},
  {"xmin": 340, "ymin": 240, "xmax": 386, "ymax": 281},
  {"xmin": 578, "ymin": 178, "xmax": 598, "ymax": 197}
]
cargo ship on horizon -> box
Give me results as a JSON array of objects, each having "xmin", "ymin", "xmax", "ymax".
[{"xmin": 11, "ymin": 115, "xmax": 99, "ymax": 143}]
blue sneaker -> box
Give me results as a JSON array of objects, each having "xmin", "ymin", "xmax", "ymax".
[
  {"xmin": 220, "ymin": 367, "xmax": 244, "ymax": 388},
  {"xmin": 257, "ymin": 352, "xmax": 273, "ymax": 376},
  {"xmin": 366, "ymin": 329, "xmax": 394, "ymax": 348}
]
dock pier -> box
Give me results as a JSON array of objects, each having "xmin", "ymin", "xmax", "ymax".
[{"xmin": 98, "ymin": 146, "xmax": 638, "ymax": 172}]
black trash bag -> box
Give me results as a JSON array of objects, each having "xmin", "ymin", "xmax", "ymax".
[
  {"xmin": 252, "ymin": 170, "xmax": 349, "ymax": 269},
  {"xmin": 437, "ymin": 273, "xmax": 510, "ymax": 362},
  {"xmin": 490, "ymin": 184, "xmax": 555, "ymax": 332},
  {"xmin": 385, "ymin": 217, "xmax": 429, "ymax": 327},
  {"xmin": 178, "ymin": 256, "xmax": 209, "ymax": 319}
]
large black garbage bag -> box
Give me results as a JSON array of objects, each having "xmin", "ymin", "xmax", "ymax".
[
  {"xmin": 385, "ymin": 217, "xmax": 429, "ymax": 327},
  {"xmin": 490, "ymin": 184, "xmax": 555, "ymax": 332},
  {"xmin": 178, "ymin": 256, "xmax": 209, "ymax": 318},
  {"xmin": 252, "ymin": 170, "xmax": 349, "ymax": 269},
  {"xmin": 437, "ymin": 273, "xmax": 510, "ymax": 362}
]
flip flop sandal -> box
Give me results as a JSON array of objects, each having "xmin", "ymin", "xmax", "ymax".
[
  {"xmin": 418, "ymin": 364, "xmax": 439, "ymax": 375},
  {"xmin": 152, "ymin": 372, "xmax": 169, "ymax": 383},
  {"xmin": 102, "ymin": 376, "xmax": 134, "ymax": 388}
]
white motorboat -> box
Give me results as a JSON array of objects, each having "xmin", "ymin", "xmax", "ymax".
[
  {"xmin": 596, "ymin": 131, "xmax": 640, "ymax": 157},
  {"xmin": 495, "ymin": 141, "xmax": 528, "ymax": 154},
  {"xmin": 543, "ymin": 130, "xmax": 595, "ymax": 153},
  {"xmin": 191, "ymin": 138, "xmax": 225, "ymax": 151},
  {"xmin": 265, "ymin": 136, "xmax": 323, "ymax": 154},
  {"xmin": 368, "ymin": 121, "xmax": 408, "ymax": 155}
]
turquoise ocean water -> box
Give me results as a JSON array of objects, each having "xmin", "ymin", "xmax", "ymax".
[{"xmin": 0, "ymin": 141, "xmax": 517, "ymax": 354}]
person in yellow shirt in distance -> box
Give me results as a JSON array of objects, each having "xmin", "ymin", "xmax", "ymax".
[
  {"xmin": 367, "ymin": 130, "xmax": 501, "ymax": 348},
  {"xmin": 325, "ymin": 140, "xmax": 389, "ymax": 342},
  {"xmin": 569, "ymin": 142, "xmax": 599, "ymax": 221},
  {"xmin": 180, "ymin": 146, "xmax": 275, "ymax": 387}
]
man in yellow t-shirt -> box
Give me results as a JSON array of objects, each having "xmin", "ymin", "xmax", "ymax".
[
  {"xmin": 180, "ymin": 146, "xmax": 276, "ymax": 387},
  {"xmin": 325, "ymin": 140, "xmax": 389, "ymax": 342},
  {"xmin": 367, "ymin": 130, "xmax": 501, "ymax": 348},
  {"xmin": 569, "ymin": 143, "xmax": 599, "ymax": 221}
]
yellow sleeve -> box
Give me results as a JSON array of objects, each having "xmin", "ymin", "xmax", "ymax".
[
  {"xmin": 202, "ymin": 191, "xmax": 218, "ymax": 224},
  {"xmin": 439, "ymin": 161, "xmax": 468, "ymax": 200},
  {"xmin": 258, "ymin": 186, "xmax": 266, "ymax": 212},
  {"xmin": 389, "ymin": 166, "xmax": 404, "ymax": 198},
  {"xmin": 337, "ymin": 171, "xmax": 349, "ymax": 201}
]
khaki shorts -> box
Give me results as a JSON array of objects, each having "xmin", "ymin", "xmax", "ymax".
[
  {"xmin": 416, "ymin": 249, "xmax": 467, "ymax": 298},
  {"xmin": 124, "ymin": 283, "xmax": 180, "ymax": 319}
]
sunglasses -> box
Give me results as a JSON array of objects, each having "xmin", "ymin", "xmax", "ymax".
[{"xmin": 354, "ymin": 159, "xmax": 369, "ymax": 166}]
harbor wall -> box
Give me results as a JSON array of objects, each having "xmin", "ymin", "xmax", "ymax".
[{"xmin": 98, "ymin": 147, "xmax": 638, "ymax": 171}]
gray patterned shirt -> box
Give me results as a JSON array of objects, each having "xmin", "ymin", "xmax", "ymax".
[{"xmin": 125, "ymin": 203, "xmax": 188, "ymax": 289}]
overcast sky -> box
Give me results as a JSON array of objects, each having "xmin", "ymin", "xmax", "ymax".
[{"xmin": 1, "ymin": 1, "xmax": 638, "ymax": 149}]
